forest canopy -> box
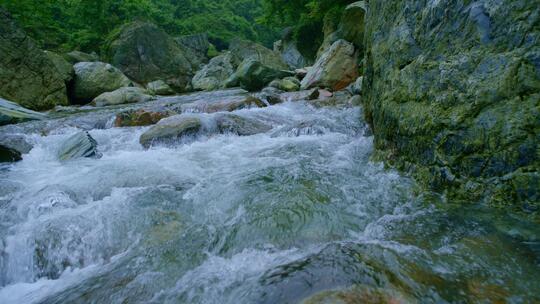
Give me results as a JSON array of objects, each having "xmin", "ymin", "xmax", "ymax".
[{"xmin": 0, "ymin": 0, "xmax": 357, "ymax": 56}]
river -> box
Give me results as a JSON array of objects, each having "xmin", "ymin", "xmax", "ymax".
[{"xmin": 0, "ymin": 90, "xmax": 538, "ymax": 303}]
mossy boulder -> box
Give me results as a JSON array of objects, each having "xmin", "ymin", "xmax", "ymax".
[
  {"xmin": 269, "ymin": 77, "xmax": 301, "ymax": 92},
  {"xmin": 44, "ymin": 51, "xmax": 74, "ymax": 84},
  {"xmin": 236, "ymin": 59, "xmax": 294, "ymax": 92},
  {"xmin": 0, "ymin": 9, "xmax": 68, "ymax": 110},
  {"xmin": 229, "ymin": 38, "xmax": 289, "ymax": 71},
  {"xmin": 363, "ymin": 0, "xmax": 540, "ymax": 212},
  {"xmin": 192, "ymin": 52, "xmax": 238, "ymax": 91},
  {"xmin": 147, "ymin": 80, "xmax": 175, "ymax": 95},
  {"xmin": 71, "ymin": 62, "xmax": 132, "ymax": 104},
  {"xmin": 175, "ymin": 33, "xmax": 210, "ymax": 69},
  {"xmin": 105, "ymin": 22, "xmax": 194, "ymax": 92}
]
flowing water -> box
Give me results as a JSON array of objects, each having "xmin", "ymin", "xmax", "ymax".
[{"xmin": 0, "ymin": 90, "xmax": 539, "ymax": 303}]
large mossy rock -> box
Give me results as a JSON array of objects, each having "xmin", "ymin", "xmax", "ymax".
[
  {"xmin": 192, "ymin": 52, "xmax": 238, "ymax": 91},
  {"xmin": 301, "ymin": 40, "xmax": 359, "ymax": 91},
  {"xmin": 0, "ymin": 97, "xmax": 46, "ymax": 126},
  {"xmin": 106, "ymin": 22, "xmax": 194, "ymax": 92},
  {"xmin": 71, "ymin": 62, "xmax": 132, "ymax": 104},
  {"xmin": 363, "ymin": 0, "xmax": 540, "ymax": 211},
  {"xmin": 236, "ymin": 60, "xmax": 294, "ymax": 92},
  {"xmin": 91, "ymin": 87, "xmax": 153, "ymax": 107},
  {"xmin": 57, "ymin": 131, "xmax": 100, "ymax": 161},
  {"xmin": 175, "ymin": 33, "xmax": 210, "ymax": 68},
  {"xmin": 44, "ymin": 51, "xmax": 74, "ymax": 83},
  {"xmin": 229, "ymin": 39, "xmax": 289, "ymax": 71},
  {"xmin": 0, "ymin": 9, "xmax": 68, "ymax": 110},
  {"xmin": 340, "ymin": 1, "xmax": 367, "ymax": 51},
  {"xmin": 147, "ymin": 80, "xmax": 175, "ymax": 95}
]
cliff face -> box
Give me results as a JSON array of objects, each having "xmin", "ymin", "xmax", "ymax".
[{"xmin": 363, "ymin": 0, "xmax": 540, "ymax": 211}]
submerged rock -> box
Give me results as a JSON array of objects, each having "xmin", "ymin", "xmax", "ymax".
[
  {"xmin": 215, "ymin": 113, "xmax": 271, "ymax": 136},
  {"xmin": 140, "ymin": 116, "xmax": 202, "ymax": 148},
  {"xmin": 57, "ymin": 131, "xmax": 100, "ymax": 161},
  {"xmin": 147, "ymin": 80, "xmax": 175, "ymax": 96},
  {"xmin": 0, "ymin": 98, "xmax": 46, "ymax": 126},
  {"xmin": 71, "ymin": 62, "xmax": 132, "ymax": 104},
  {"xmin": 301, "ymin": 286, "xmax": 410, "ymax": 304},
  {"xmin": 301, "ymin": 40, "xmax": 359, "ymax": 91},
  {"xmin": 0, "ymin": 9, "xmax": 68, "ymax": 110},
  {"xmin": 115, "ymin": 109, "xmax": 171, "ymax": 127},
  {"xmin": 106, "ymin": 21, "xmax": 194, "ymax": 92},
  {"xmin": 91, "ymin": 87, "xmax": 153, "ymax": 107},
  {"xmin": 192, "ymin": 52, "xmax": 238, "ymax": 91},
  {"xmin": 236, "ymin": 60, "xmax": 294, "ymax": 91},
  {"xmin": 0, "ymin": 144, "xmax": 22, "ymax": 163},
  {"xmin": 180, "ymin": 95, "xmax": 265, "ymax": 113},
  {"xmin": 363, "ymin": 0, "xmax": 540, "ymax": 209}
]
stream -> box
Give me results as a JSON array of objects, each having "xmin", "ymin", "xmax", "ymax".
[{"xmin": 0, "ymin": 90, "xmax": 539, "ymax": 303}]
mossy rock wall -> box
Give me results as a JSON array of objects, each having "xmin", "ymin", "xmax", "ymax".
[{"xmin": 363, "ymin": 0, "xmax": 540, "ymax": 212}]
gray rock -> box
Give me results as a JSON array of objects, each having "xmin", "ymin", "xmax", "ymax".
[
  {"xmin": 147, "ymin": 80, "xmax": 175, "ymax": 95},
  {"xmin": 301, "ymin": 40, "xmax": 359, "ymax": 91},
  {"xmin": 192, "ymin": 52, "xmax": 237, "ymax": 91},
  {"xmin": 106, "ymin": 22, "xmax": 194, "ymax": 92},
  {"xmin": 91, "ymin": 87, "xmax": 153, "ymax": 107},
  {"xmin": 140, "ymin": 115, "xmax": 202, "ymax": 148},
  {"xmin": 340, "ymin": 1, "xmax": 367, "ymax": 50},
  {"xmin": 253, "ymin": 87, "xmax": 285, "ymax": 105},
  {"xmin": 180, "ymin": 94, "xmax": 265, "ymax": 113},
  {"xmin": 0, "ymin": 9, "xmax": 68, "ymax": 110},
  {"xmin": 57, "ymin": 131, "xmax": 100, "ymax": 161},
  {"xmin": 71, "ymin": 62, "xmax": 132, "ymax": 103},
  {"xmin": 275, "ymin": 27, "xmax": 310, "ymax": 69},
  {"xmin": 0, "ymin": 97, "xmax": 46, "ymax": 126}
]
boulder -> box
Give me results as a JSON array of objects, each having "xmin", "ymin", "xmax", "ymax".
[
  {"xmin": 192, "ymin": 52, "xmax": 237, "ymax": 91},
  {"xmin": 147, "ymin": 80, "xmax": 175, "ymax": 95},
  {"xmin": 106, "ymin": 22, "xmax": 194, "ymax": 92},
  {"xmin": 269, "ymin": 77, "xmax": 301, "ymax": 92},
  {"xmin": 301, "ymin": 40, "xmax": 358, "ymax": 91},
  {"xmin": 229, "ymin": 39, "xmax": 289, "ymax": 70},
  {"xmin": 0, "ymin": 97, "xmax": 46, "ymax": 126},
  {"xmin": 175, "ymin": 33, "xmax": 210, "ymax": 68},
  {"xmin": 0, "ymin": 9, "xmax": 68, "ymax": 110},
  {"xmin": 215, "ymin": 113, "xmax": 272, "ymax": 136},
  {"xmin": 363, "ymin": 0, "xmax": 540, "ymax": 209},
  {"xmin": 236, "ymin": 60, "xmax": 294, "ymax": 91},
  {"xmin": 64, "ymin": 51, "xmax": 99, "ymax": 64},
  {"xmin": 115, "ymin": 109, "xmax": 171, "ymax": 127},
  {"xmin": 44, "ymin": 51, "xmax": 74, "ymax": 83},
  {"xmin": 140, "ymin": 115, "xmax": 202, "ymax": 148},
  {"xmin": 57, "ymin": 131, "xmax": 100, "ymax": 161},
  {"xmin": 71, "ymin": 62, "xmax": 132, "ymax": 103},
  {"xmin": 275, "ymin": 27, "xmax": 309, "ymax": 69},
  {"xmin": 91, "ymin": 87, "xmax": 153, "ymax": 107},
  {"xmin": 340, "ymin": 1, "xmax": 367, "ymax": 51},
  {"xmin": 0, "ymin": 144, "xmax": 21, "ymax": 163},
  {"xmin": 0, "ymin": 133, "xmax": 33, "ymax": 154}
]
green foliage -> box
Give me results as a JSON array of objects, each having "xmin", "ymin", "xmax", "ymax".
[{"xmin": 0, "ymin": 0, "xmax": 279, "ymax": 53}]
